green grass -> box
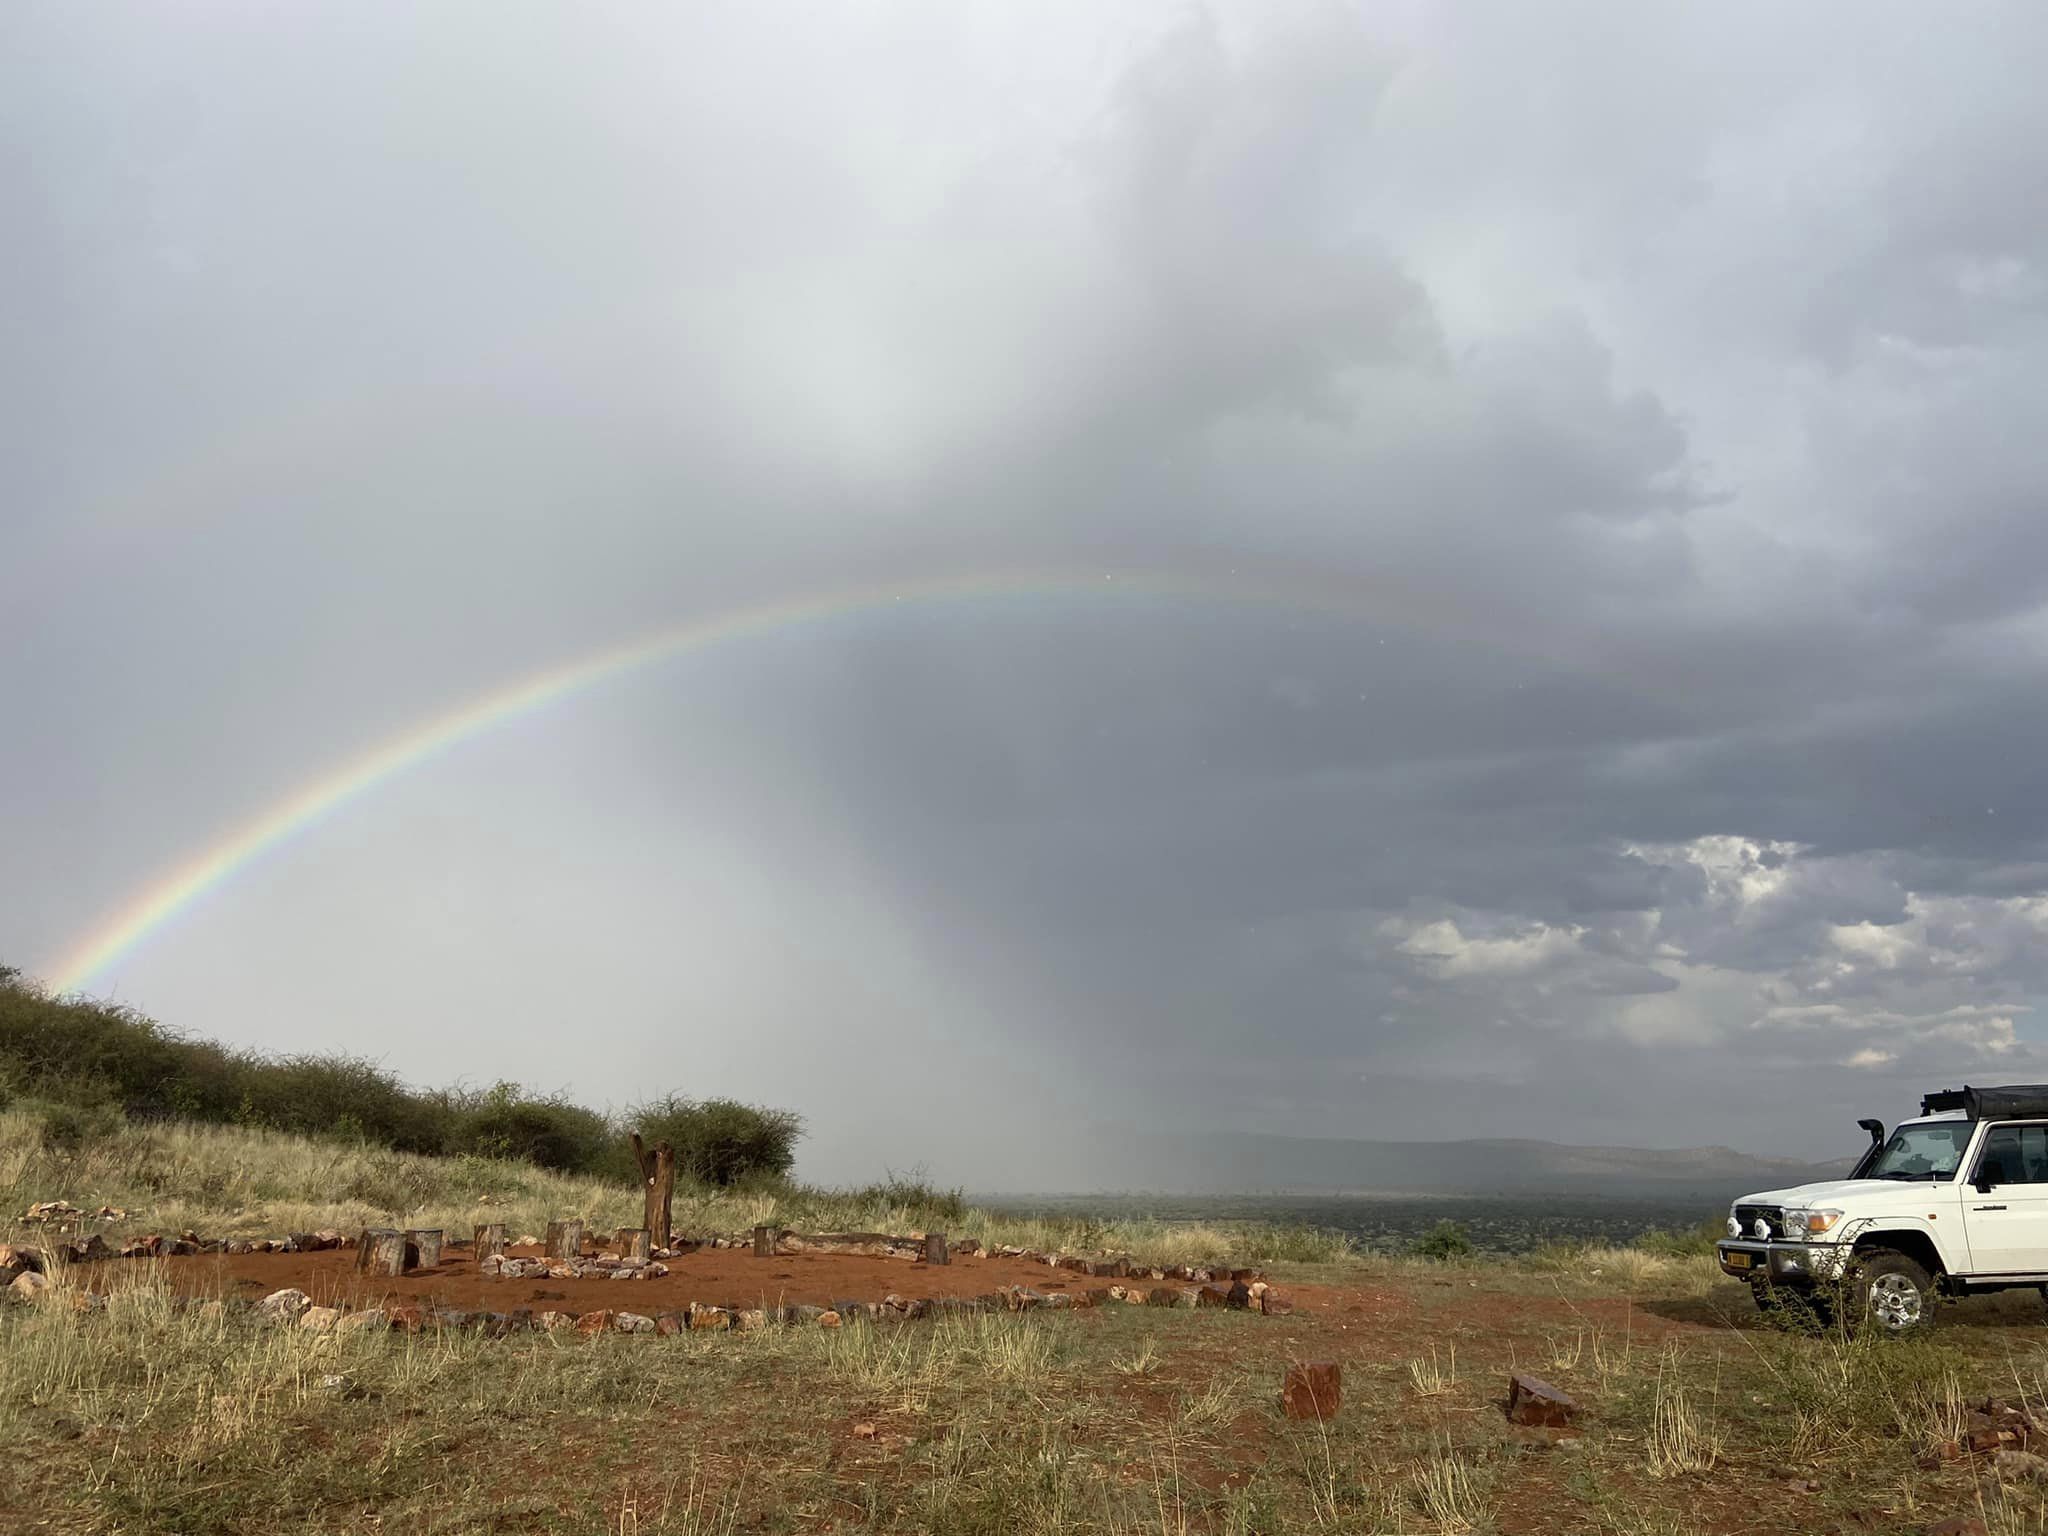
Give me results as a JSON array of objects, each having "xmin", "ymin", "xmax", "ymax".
[{"xmin": 0, "ymin": 1107, "xmax": 1357, "ymax": 1268}]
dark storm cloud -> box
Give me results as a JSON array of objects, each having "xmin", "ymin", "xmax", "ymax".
[{"xmin": 7, "ymin": 1, "xmax": 2048, "ymax": 1181}]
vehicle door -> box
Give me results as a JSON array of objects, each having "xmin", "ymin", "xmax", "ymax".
[{"xmin": 1961, "ymin": 1121, "xmax": 2048, "ymax": 1273}]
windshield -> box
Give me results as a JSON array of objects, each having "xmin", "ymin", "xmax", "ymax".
[{"xmin": 1866, "ymin": 1122, "xmax": 1971, "ymax": 1180}]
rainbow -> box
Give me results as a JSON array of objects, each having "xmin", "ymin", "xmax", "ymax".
[{"xmin": 44, "ymin": 555, "xmax": 1521, "ymax": 995}]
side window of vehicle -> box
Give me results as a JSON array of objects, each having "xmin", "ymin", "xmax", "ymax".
[{"xmin": 1978, "ymin": 1125, "xmax": 2048, "ymax": 1185}]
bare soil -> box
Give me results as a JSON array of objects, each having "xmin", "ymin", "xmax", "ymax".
[{"xmin": 78, "ymin": 1242, "xmax": 1134, "ymax": 1312}]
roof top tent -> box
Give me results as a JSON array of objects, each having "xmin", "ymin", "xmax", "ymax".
[{"xmin": 1921, "ymin": 1085, "xmax": 2048, "ymax": 1121}]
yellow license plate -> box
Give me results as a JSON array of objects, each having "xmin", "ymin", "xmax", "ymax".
[{"xmin": 1725, "ymin": 1251, "xmax": 1752, "ymax": 1269}]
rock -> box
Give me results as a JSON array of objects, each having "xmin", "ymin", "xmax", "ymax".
[
  {"xmin": 1147, "ymin": 1286, "xmax": 1181, "ymax": 1307},
  {"xmin": 317, "ymin": 1374, "xmax": 356, "ymax": 1395},
  {"xmin": 537, "ymin": 1311, "xmax": 576, "ymax": 1331},
  {"xmin": 1261, "ymin": 1292, "xmax": 1295, "ymax": 1316},
  {"xmin": 9, "ymin": 1270, "xmax": 52, "ymax": 1302},
  {"xmin": 689, "ymin": 1304, "xmax": 731, "ymax": 1331},
  {"xmin": 1967, "ymin": 1426, "xmax": 2004, "ymax": 1454},
  {"xmin": 655, "ymin": 1312, "xmax": 685, "ymax": 1336},
  {"xmin": 615, "ymin": 1312, "xmax": 655, "ymax": 1333},
  {"xmin": 1176, "ymin": 1287, "xmax": 1203, "ymax": 1308},
  {"xmin": 1122, "ymin": 1288, "xmax": 1148, "ymax": 1306},
  {"xmin": 732, "ymin": 1307, "xmax": 768, "ymax": 1331},
  {"xmin": 782, "ymin": 1304, "xmax": 824, "ymax": 1325},
  {"xmin": 0, "ymin": 1244, "xmax": 40, "ymax": 1282},
  {"xmin": 300, "ymin": 1306, "xmax": 342, "ymax": 1332},
  {"xmin": 1226, "ymin": 1280, "xmax": 1253, "ymax": 1310},
  {"xmin": 387, "ymin": 1306, "xmax": 427, "ymax": 1333},
  {"xmin": 256, "ymin": 1288, "xmax": 311, "ymax": 1323},
  {"xmin": 575, "ymin": 1310, "xmax": 614, "ymax": 1335},
  {"xmin": 1282, "ymin": 1361, "xmax": 1342, "ymax": 1421},
  {"xmin": 1002, "ymin": 1287, "xmax": 1044, "ymax": 1311},
  {"xmin": 1195, "ymin": 1284, "xmax": 1232, "ymax": 1308},
  {"xmin": 817, "ymin": 1309, "xmax": 843, "ymax": 1328},
  {"xmin": 478, "ymin": 1254, "xmax": 504, "ymax": 1277},
  {"xmin": 1926, "ymin": 1519, "xmax": 1990, "ymax": 1536},
  {"xmin": 1507, "ymin": 1375, "xmax": 1580, "ymax": 1428},
  {"xmin": 338, "ymin": 1309, "xmax": 386, "ymax": 1333},
  {"xmin": 1993, "ymin": 1449, "xmax": 2048, "ymax": 1483}
]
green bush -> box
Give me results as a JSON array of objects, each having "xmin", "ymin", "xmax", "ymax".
[
  {"xmin": 844, "ymin": 1170, "xmax": 969, "ymax": 1225},
  {"xmin": 38, "ymin": 1100, "xmax": 122, "ymax": 1154},
  {"xmin": 1411, "ymin": 1219, "xmax": 1476, "ymax": 1261},
  {"xmin": 627, "ymin": 1094, "xmax": 804, "ymax": 1187},
  {"xmin": 0, "ymin": 968, "xmax": 806, "ymax": 1185},
  {"xmin": 444, "ymin": 1082, "xmax": 613, "ymax": 1173}
]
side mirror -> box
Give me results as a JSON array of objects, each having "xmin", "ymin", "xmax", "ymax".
[{"xmin": 1976, "ymin": 1177, "xmax": 1997, "ymax": 1194}]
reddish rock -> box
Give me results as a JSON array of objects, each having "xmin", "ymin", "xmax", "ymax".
[
  {"xmin": 387, "ymin": 1306, "xmax": 426, "ymax": 1333},
  {"xmin": 654, "ymin": 1312, "xmax": 685, "ymax": 1336},
  {"xmin": 1282, "ymin": 1361, "xmax": 1342, "ymax": 1421},
  {"xmin": 1261, "ymin": 1291, "xmax": 1295, "ymax": 1316},
  {"xmin": 1147, "ymin": 1286, "xmax": 1181, "ymax": 1307},
  {"xmin": 574, "ymin": 1309, "xmax": 614, "ymax": 1335},
  {"xmin": 1226, "ymin": 1280, "xmax": 1253, "ymax": 1310},
  {"xmin": 817, "ymin": 1309, "xmax": 843, "ymax": 1328},
  {"xmin": 1507, "ymin": 1374, "xmax": 1579, "ymax": 1428},
  {"xmin": 1196, "ymin": 1284, "xmax": 1233, "ymax": 1308},
  {"xmin": 1967, "ymin": 1426, "xmax": 2004, "ymax": 1454}
]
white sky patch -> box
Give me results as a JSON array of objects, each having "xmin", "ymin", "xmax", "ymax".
[{"xmin": 1396, "ymin": 917, "xmax": 1583, "ymax": 977}]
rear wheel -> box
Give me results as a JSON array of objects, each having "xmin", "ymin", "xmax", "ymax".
[{"xmin": 1847, "ymin": 1249, "xmax": 1934, "ymax": 1335}]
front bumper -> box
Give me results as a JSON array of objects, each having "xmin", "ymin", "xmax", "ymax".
[{"xmin": 1717, "ymin": 1240, "xmax": 1850, "ymax": 1285}]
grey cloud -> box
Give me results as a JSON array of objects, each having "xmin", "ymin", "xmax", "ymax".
[{"xmin": 8, "ymin": 2, "xmax": 2048, "ymax": 1182}]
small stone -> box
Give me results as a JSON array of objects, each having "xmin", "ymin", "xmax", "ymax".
[
  {"xmin": 688, "ymin": 1304, "xmax": 731, "ymax": 1331},
  {"xmin": 256, "ymin": 1287, "xmax": 311, "ymax": 1323},
  {"xmin": 338, "ymin": 1308, "xmax": 386, "ymax": 1333},
  {"xmin": 317, "ymin": 1373, "xmax": 355, "ymax": 1394},
  {"xmin": 1507, "ymin": 1375, "xmax": 1579, "ymax": 1428},
  {"xmin": 9, "ymin": 1270, "xmax": 52, "ymax": 1302},
  {"xmin": 575, "ymin": 1310, "xmax": 614, "ymax": 1335},
  {"xmin": 817, "ymin": 1309, "xmax": 842, "ymax": 1328},
  {"xmin": 615, "ymin": 1312, "xmax": 655, "ymax": 1333},
  {"xmin": 300, "ymin": 1305, "xmax": 342, "ymax": 1332},
  {"xmin": 1282, "ymin": 1361, "xmax": 1342, "ymax": 1421}
]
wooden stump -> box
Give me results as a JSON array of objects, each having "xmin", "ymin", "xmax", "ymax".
[
  {"xmin": 617, "ymin": 1228, "xmax": 652, "ymax": 1263},
  {"xmin": 631, "ymin": 1135, "xmax": 677, "ymax": 1249},
  {"xmin": 924, "ymin": 1231, "xmax": 949, "ymax": 1266},
  {"xmin": 473, "ymin": 1223, "xmax": 507, "ymax": 1259},
  {"xmin": 1282, "ymin": 1361, "xmax": 1342, "ymax": 1421},
  {"xmin": 405, "ymin": 1229, "xmax": 443, "ymax": 1271},
  {"xmin": 752, "ymin": 1225, "xmax": 776, "ymax": 1258},
  {"xmin": 545, "ymin": 1220, "xmax": 584, "ymax": 1262},
  {"xmin": 356, "ymin": 1228, "xmax": 406, "ymax": 1277}
]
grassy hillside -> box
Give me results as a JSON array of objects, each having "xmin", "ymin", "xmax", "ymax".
[{"xmin": 0, "ymin": 1108, "xmax": 1356, "ymax": 1267}]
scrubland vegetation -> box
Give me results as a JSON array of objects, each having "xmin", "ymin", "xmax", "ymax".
[{"xmin": 10, "ymin": 1105, "xmax": 2048, "ymax": 1533}]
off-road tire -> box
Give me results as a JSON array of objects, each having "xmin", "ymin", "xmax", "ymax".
[{"xmin": 1846, "ymin": 1249, "xmax": 1934, "ymax": 1336}]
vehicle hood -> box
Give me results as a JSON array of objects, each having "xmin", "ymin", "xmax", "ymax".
[{"xmin": 1732, "ymin": 1178, "xmax": 1940, "ymax": 1208}]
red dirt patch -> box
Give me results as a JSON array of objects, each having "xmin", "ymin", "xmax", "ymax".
[{"xmin": 80, "ymin": 1244, "xmax": 1127, "ymax": 1312}]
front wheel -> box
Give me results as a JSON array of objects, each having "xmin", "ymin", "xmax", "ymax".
[{"xmin": 1847, "ymin": 1249, "xmax": 1934, "ymax": 1335}]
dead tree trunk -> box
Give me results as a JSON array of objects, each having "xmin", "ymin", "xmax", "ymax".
[
  {"xmin": 630, "ymin": 1133, "xmax": 676, "ymax": 1249},
  {"xmin": 924, "ymin": 1232, "xmax": 949, "ymax": 1266},
  {"xmin": 752, "ymin": 1225, "xmax": 776, "ymax": 1258},
  {"xmin": 617, "ymin": 1228, "xmax": 652, "ymax": 1262},
  {"xmin": 356, "ymin": 1228, "xmax": 406, "ymax": 1276},
  {"xmin": 545, "ymin": 1220, "xmax": 584, "ymax": 1262},
  {"xmin": 473, "ymin": 1223, "xmax": 507, "ymax": 1258},
  {"xmin": 405, "ymin": 1229, "xmax": 444, "ymax": 1271}
]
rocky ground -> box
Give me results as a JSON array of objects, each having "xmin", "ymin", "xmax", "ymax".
[{"xmin": 7, "ymin": 1235, "xmax": 2048, "ymax": 1534}]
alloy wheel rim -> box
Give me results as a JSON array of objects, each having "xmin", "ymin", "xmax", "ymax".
[{"xmin": 1869, "ymin": 1272, "xmax": 1923, "ymax": 1328}]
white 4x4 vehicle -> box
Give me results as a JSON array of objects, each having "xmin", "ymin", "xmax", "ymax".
[{"xmin": 1719, "ymin": 1085, "xmax": 2048, "ymax": 1333}]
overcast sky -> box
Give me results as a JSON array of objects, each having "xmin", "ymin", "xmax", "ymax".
[{"xmin": 8, "ymin": 2, "xmax": 2048, "ymax": 1184}]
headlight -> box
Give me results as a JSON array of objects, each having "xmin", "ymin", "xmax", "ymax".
[
  {"xmin": 1782, "ymin": 1208, "xmax": 1843, "ymax": 1237},
  {"xmin": 1726, "ymin": 1215, "xmax": 1741, "ymax": 1238}
]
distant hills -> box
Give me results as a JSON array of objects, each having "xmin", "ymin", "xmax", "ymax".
[{"xmin": 1101, "ymin": 1132, "xmax": 1853, "ymax": 1199}]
